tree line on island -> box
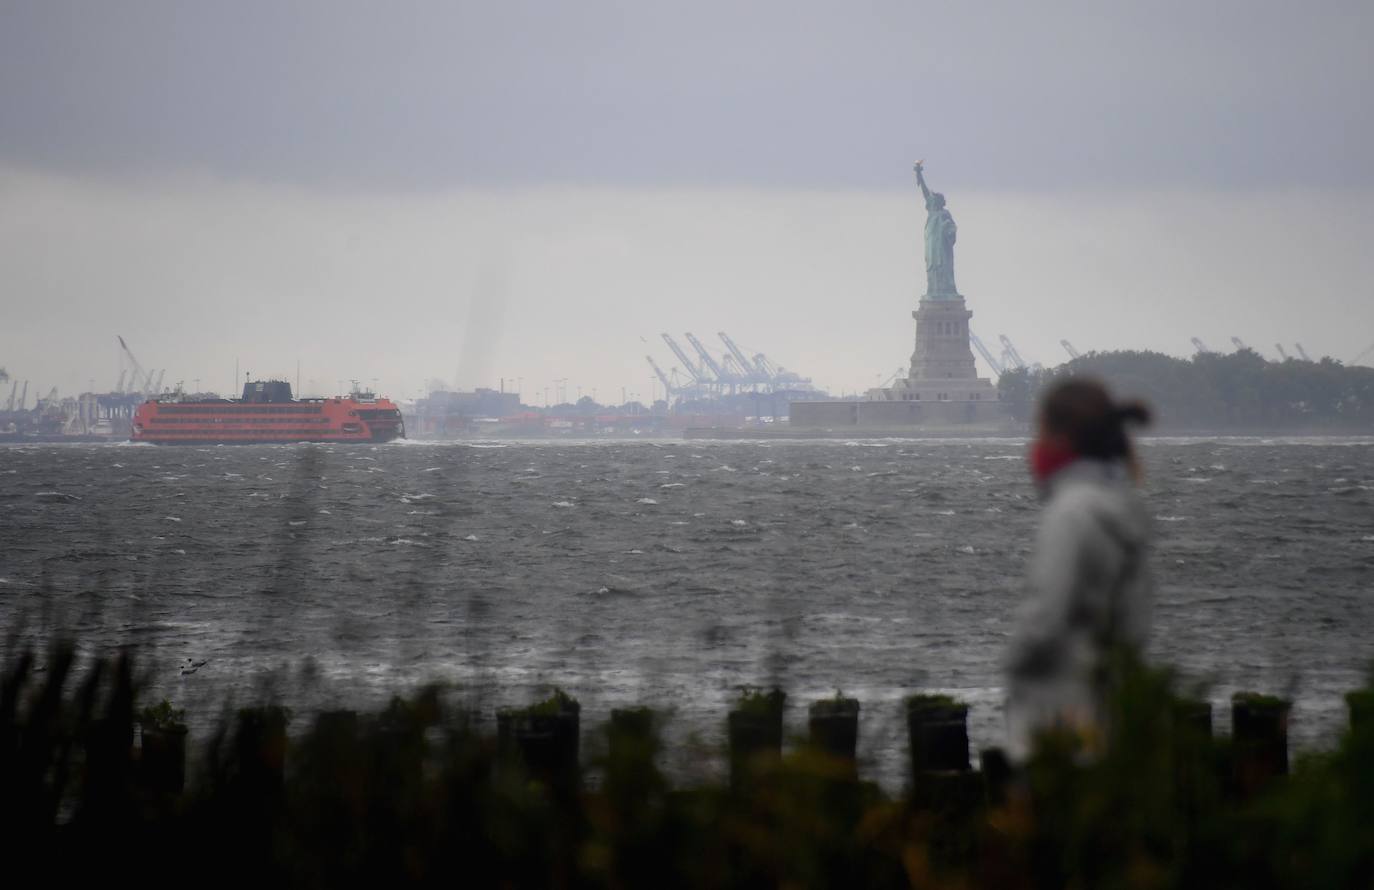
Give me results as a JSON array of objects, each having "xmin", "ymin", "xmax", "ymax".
[{"xmin": 998, "ymin": 349, "xmax": 1374, "ymax": 432}]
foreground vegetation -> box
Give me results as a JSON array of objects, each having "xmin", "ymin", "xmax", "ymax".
[
  {"xmin": 3, "ymin": 642, "xmax": 1372, "ymax": 888},
  {"xmin": 998, "ymin": 349, "xmax": 1374, "ymax": 431}
]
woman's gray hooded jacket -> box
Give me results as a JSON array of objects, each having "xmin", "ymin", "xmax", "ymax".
[{"xmin": 1005, "ymin": 458, "xmax": 1154, "ymax": 760}]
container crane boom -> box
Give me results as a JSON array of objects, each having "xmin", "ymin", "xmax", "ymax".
[
  {"xmin": 718, "ymin": 332, "xmax": 759, "ymax": 380},
  {"xmin": 1191, "ymin": 337, "xmax": 1212, "ymax": 355},
  {"xmin": 998, "ymin": 334, "xmax": 1028, "ymax": 370},
  {"xmin": 1350, "ymin": 341, "xmax": 1374, "ymax": 367},
  {"xmin": 1060, "ymin": 339, "xmax": 1082, "ymax": 360},
  {"xmin": 684, "ymin": 332, "xmax": 731, "ymax": 381},
  {"xmin": 1294, "ymin": 343, "xmax": 1312, "ymax": 361},
  {"xmin": 661, "ymin": 334, "xmax": 706, "ymax": 382},
  {"xmin": 645, "ymin": 355, "xmax": 676, "ymax": 395},
  {"xmin": 1231, "ymin": 337, "xmax": 1249, "ymax": 352},
  {"xmin": 969, "ymin": 331, "xmax": 1006, "ymax": 376},
  {"xmin": 5, "ymin": 380, "xmax": 16, "ymax": 411},
  {"xmin": 153, "ymin": 369, "xmax": 166, "ymax": 395},
  {"xmin": 118, "ymin": 336, "xmax": 152, "ymax": 395}
]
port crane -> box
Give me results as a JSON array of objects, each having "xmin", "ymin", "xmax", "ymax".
[
  {"xmin": 645, "ymin": 355, "xmax": 677, "ymax": 396},
  {"xmin": 1294, "ymin": 343, "xmax": 1313, "ymax": 361},
  {"xmin": 4, "ymin": 380, "xmax": 17, "ymax": 411},
  {"xmin": 684, "ymin": 333, "xmax": 734, "ymax": 384},
  {"xmin": 117, "ymin": 336, "xmax": 159, "ymax": 396},
  {"xmin": 660, "ymin": 334, "xmax": 706, "ymax": 383},
  {"xmin": 1231, "ymin": 337, "xmax": 1250, "ymax": 352},
  {"xmin": 1275, "ymin": 343, "xmax": 1290, "ymax": 360},
  {"xmin": 1350, "ymin": 341, "xmax": 1374, "ymax": 367},
  {"xmin": 999, "ymin": 334, "xmax": 1029, "ymax": 371},
  {"xmin": 1191, "ymin": 337, "xmax": 1213, "ymax": 355},
  {"xmin": 1061, "ymin": 339, "xmax": 1082, "ymax": 360},
  {"xmin": 968, "ymin": 331, "xmax": 1006, "ymax": 376},
  {"xmin": 717, "ymin": 332, "xmax": 757, "ymax": 377}
]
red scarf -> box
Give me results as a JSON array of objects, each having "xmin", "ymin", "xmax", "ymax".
[{"xmin": 1029, "ymin": 439, "xmax": 1078, "ymax": 486}]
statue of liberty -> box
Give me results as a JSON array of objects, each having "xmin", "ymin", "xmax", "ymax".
[{"xmin": 915, "ymin": 160, "xmax": 959, "ymax": 299}]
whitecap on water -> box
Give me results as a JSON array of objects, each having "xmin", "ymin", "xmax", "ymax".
[
  {"xmin": 552, "ymin": 501, "xmax": 576, "ymax": 508},
  {"xmin": 164, "ymin": 516, "xmax": 182, "ymax": 522},
  {"xmin": 636, "ymin": 498, "xmax": 658, "ymax": 505},
  {"xmin": 463, "ymin": 534, "xmax": 479, "ymax": 541},
  {"xmin": 1155, "ymin": 515, "xmax": 1189, "ymax": 522},
  {"xmin": 957, "ymin": 545, "xmax": 976, "ymax": 554},
  {"xmin": 660, "ymin": 482, "xmax": 686, "ymax": 488},
  {"xmin": 730, "ymin": 519, "xmax": 747, "ymax": 526}
]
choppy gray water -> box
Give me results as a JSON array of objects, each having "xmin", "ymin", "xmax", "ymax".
[{"xmin": 2, "ymin": 437, "xmax": 1372, "ymax": 786}]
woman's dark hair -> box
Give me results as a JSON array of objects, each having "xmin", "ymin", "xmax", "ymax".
[{"xmin": 1038, "ymin": 378, "xmax": 1151, "ymax": 460}]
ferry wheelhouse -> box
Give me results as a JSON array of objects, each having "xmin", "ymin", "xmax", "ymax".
[{"xmin": 131, "ymin": 380, "xmax": 404, "ymax": 444}]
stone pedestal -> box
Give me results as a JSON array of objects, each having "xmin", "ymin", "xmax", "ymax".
[
  {"xmin": 864, "ymin": 296, "xmax": 999, "ymax": 410},
  {"xmin": 790, "ymin": 294, "xmax": 1005, "ymax": 429}
]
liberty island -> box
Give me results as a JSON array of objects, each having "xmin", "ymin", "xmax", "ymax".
[{"xmin": 792, "ymin": 161, "xmax": 1005, "ymax": 429}]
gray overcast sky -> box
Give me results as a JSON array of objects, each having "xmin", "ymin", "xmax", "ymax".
[
  {"xmin": 3, "ymin": 0, "xmax": 1370, "ymax": 191},
  {"xmin": 2, "ymin": 1, "xmax": 1373, "ymax": 403}
]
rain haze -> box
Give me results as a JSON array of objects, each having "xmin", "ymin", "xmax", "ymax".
[
  {"xmin": 2, "ymin": 0, "xmax": 1372, "ymax": 398},
  {"xmin": 8, "ymin": 6, "xmax": 1374, "ymax": 878}
]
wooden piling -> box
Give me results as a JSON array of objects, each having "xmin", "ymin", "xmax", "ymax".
[
  {"xmin": 906, "ymin": 694, "xmax": 971, "ymax": 774},
  {"xmin": 807, "ymin": 696, "xmax": 860, "ymax": 776},
  {"xmin": 727, "ymin": 687, "xmax": 785, "ymax": 790},
  {"xmin": 1231, "ymin": 692, "xmax": 1289, "ymax": 797}
]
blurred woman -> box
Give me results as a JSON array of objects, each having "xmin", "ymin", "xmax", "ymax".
[{"xmin": 1005, "ymin": 378, "xmax": 1154, "ymax": 761}]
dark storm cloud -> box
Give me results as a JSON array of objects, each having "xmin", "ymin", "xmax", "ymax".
[{"xmin": 1, "ymin": 0, "xmax": 1370, "ymax": 190}]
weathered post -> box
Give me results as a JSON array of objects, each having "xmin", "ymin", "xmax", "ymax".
[
  {"xmin": 906, "ymin": 694, "xmax": 970, "ymax": 774},
  {"xmin": 807, "ymin": 695, "xmax": 860, "ymax": 773},
  {"xmin": 727, "ymin": 687, "xmax": 785, "ymax": 790},
  {"xmin": 138, "ymin": 700, "xmax": 188, "ymax": 794},
  {"xmin": 497, "ymin": 688, "xmax": 581, "ymax": 788},
  {"xmin": 1231, "ymin": 692, "xmax": 1289, "ymax": 797},
  {"xmin": 978, "ymin": 747, "xmax": 1012, "ymax": 806},
  {"xmin": 907, "ymin": 694, "xmax": 977, "ymax": 867}
]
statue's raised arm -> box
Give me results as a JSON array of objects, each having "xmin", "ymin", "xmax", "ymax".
[{"xmin": 914, "ymin": 160, "xmax": 932, "ymax": 202}]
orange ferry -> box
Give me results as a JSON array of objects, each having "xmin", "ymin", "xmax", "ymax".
[{"xmin": 131, "ymin": 380, "xmax": 404, "ymax": 444}]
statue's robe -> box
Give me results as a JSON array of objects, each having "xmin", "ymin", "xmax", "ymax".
[{"xmin": 924, "ymin": 206, "xmax": 958, "ymax": 296}]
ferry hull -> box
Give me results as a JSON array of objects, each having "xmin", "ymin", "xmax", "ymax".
[{"xmin": 130, "ymin": 383, "xmax": 404, "ymax": 445}]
